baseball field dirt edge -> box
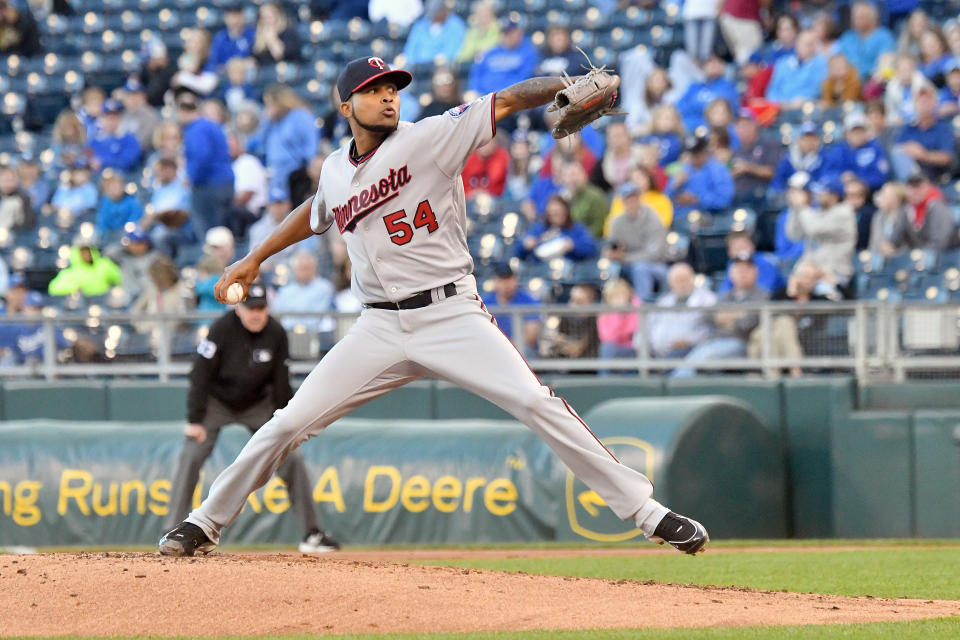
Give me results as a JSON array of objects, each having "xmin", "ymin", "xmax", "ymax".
[
  {"xmin": 1, "ymin": 551, "xmax": 959, "ymax": 636},
  {"xmin": 3, "ymin": 619, "xmax": 960, "ymax": 640}
]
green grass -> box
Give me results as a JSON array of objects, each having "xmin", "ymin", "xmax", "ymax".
[
  {"xmin": 8, "ymin": 617, "xmax": 960, "ymax": 639},
  {"xmin": 419, "ymin": 548, "xmax": 960, "ymax": 600},
  {"xmin": 18, "ymin": 537, "xmax": 960, "ymax": 554}
]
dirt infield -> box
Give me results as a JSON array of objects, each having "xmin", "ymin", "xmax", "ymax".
[{"xmin": 1, "ymin": 551, "xmax": 959, "ymax": 637}]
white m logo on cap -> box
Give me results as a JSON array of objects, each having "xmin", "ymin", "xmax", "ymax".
[{"xmin": 368, "ymin": 57, "xmax": 386, "ymax": 69}]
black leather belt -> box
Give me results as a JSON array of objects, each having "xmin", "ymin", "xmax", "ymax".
[{"xmin": 365, "ymin": 283, "xmax": 458, "ymax": 310}]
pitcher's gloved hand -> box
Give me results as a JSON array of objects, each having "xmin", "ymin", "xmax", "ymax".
[{"xmin": 547, "ymin": 49, "xmax": 622, "ymax": 139}]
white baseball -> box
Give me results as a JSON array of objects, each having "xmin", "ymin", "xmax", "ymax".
[{"xmin": 225, "ymin": 282, "xmax": 244, "ymax": 305}]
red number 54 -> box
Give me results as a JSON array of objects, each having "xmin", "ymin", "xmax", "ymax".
[{"xmin": 383, "ymin": 200, "xmax": 439, "ymax": 246}]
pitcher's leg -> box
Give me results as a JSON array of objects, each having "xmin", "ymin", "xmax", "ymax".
[
  {"xmin": 410, "ymin": 297, "xmax": 668, "ymax": 531},
  {"xmin": 186, "ymin": 311, "xmax": 416, "ymax": 543},
  {"xmin": 240, "ymin": 398, "xmax": 323, "ymax": 533},
  {"xmin": 276, "ymin": 450, "xmax": 321, "ymax": 532},
  {"xmin": 163, "ymin": 401, "xmax": 231, "ymax": 530}
]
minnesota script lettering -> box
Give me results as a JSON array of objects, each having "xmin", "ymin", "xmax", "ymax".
[{"xmin": 334, "ymin": 165, "xmax": 411, "ymax": 233}]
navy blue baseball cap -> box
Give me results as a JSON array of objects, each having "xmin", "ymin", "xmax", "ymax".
[
  {"xmin": 8, "ymin": 272, "xmax": 27, "ymax": 288},
  {"xmin": 336, "ymin": 57, "xmax": 412, "ymax": 101},
  {"xmin": 798, "ymin": 121, "xmax": 819, "ymax": 136},
  {"xmin": 242, "ymin": 282, "xmax": 268, "ymax": 308}
]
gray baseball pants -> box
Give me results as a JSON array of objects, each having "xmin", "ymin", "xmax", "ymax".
[
  {"xmin": 187, "ymin": 294, "xmax": 668, "ymax": 544},
  {"xmin": 165, "ymin": 395, "xmax": 320, "ymax": 534}
]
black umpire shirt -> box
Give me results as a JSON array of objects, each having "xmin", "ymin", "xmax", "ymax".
[{"xmin": 187, "ymin": 310, "xmax": 293, "ymax": 424}]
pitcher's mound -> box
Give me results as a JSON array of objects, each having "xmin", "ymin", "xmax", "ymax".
[{"xmin": 1, "ymin": 552, "xmax": 958, "ymax": 636}]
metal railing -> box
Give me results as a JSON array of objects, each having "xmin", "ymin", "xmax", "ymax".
[{"xmin": 2, "ymin": 301, "xmax": 960, "ymax": 382}]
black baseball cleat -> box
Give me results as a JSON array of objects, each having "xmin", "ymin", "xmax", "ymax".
[
  {"xmin": 298, "ymin": 529, "xmax": 341, "ymax": 554},
  {"xmin": 647, "ymin": 511, "xmax": 709, "ymax": 555},
  {"xmin": 158, "ymin": 521, "xmax": 217, "ymax": 557}
]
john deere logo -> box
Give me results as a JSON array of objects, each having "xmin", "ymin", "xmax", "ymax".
[{"xmin": 566, "ymin": 437, "xmax": 655, "ymax": 542}]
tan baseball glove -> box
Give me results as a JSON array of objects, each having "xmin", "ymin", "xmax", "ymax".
[{"xmin": 547, "ymin": 50, "xmax": 622, "ymax": 139}]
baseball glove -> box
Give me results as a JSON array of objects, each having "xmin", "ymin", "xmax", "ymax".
[{"xmin": 547, "ymin": 49, "xmax": 622, "ymax": 139}]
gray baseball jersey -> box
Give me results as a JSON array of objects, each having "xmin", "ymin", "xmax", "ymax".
[
  {"xmin": 185, "ymin": 91, "xmax": 671, "ymax": 547},
  {"xmin": 310, "ymin": 93, "xmax": 497, "ymax": 303}
]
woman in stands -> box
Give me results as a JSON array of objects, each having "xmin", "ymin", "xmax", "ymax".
[
  {"xmin": 172, "ymin": 28, "xmax": 218, "ymax": 98},
  {"xmin": 517, "ymin": 194, "xmax": 597, "ymax": 264},
  {"xmin": 252, "ymin": 2, "xmax": 301, "ymax": 64},
  {"xmin": 51, "ymin": 109, "xmax": 87, "ymax": 171}
]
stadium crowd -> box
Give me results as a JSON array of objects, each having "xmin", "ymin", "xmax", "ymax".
[{"xmin": 1, "ymin": 0, "xmax": 960, "ymax": 372}]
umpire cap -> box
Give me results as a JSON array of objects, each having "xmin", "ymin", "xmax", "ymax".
[
  {"xmin": 242, "ymin": 282, "xmax": 268, "ymax": 309},
  {"xmin": 337, "ymin": 57, "xmax": 412, "ymax": 102}
]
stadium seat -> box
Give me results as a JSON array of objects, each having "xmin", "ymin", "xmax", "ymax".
[{"xmin": 664, "ymin": 231, "xmax": 690, "ymax": 262}]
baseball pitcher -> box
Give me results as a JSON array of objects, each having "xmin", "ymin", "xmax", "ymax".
[{"xmin": 159, "ymin": 56, "xmax": 708, "ymax": 556}]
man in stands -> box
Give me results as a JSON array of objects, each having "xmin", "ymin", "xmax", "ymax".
[
  {"xmin": 667, "ymin": 135, "xmax": 735, "ymax": 218},
  {"xmin": 891, "ymin": 86, "xmax": 956, "ymax": 182}
]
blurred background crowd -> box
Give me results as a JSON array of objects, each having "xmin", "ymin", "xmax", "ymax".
[{"xmin": 2, "ymin": 0, "xmax": 960, "ymax": 371}]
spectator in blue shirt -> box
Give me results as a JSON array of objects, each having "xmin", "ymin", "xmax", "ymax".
[
  {"xmin": 535, "ymin": 25, "xmax": 583, "ymax": 77},
  {"xmin": 220, "ymin": 57, "xmax": 258, "ymax": 115},
  {"xmin": 146, "ymin": 157, "xmax": 197, "ymax": 258},
  {"xmin": 717, "ymin": 231, "xmax": 786, "ymax": 295},
  {"xmin": 518, "ymin": 195, "xmax": 597, "ymax": 263},
  {"xmin": 0, "ymin": 291, "xmax": 68, "ymax": 365},
  {"xmin": 823, "ymin": 110, "xmax": 890, "ymax": 191},
  {"xmin": 15, "ymin": 154, "xmax": 49, "ymax": 209},
  {"xmin": 937, "ymin": 59, "xmax": 960, "ymax": 119},
  {"xmin": 838, "ymin": 1, "xmax": 896, "ymax": 78},
  {"xmin": 774, "ymin": 172, "xmax": 811, "ymax": 264},
  {"xmin": 88, "ymin": 99, "xmax": 141, "ymax": 173},
  {"xmin": 918, "ymin": 29, "xmax": 953, "ymax": 81},
  {"xmin": 891, "ymin": 86, "xmax": 955, "ymax": 182},
  {"xmin": 667, "ymin": 135, "xmax": 735, "ymax": 217},
  {"xmin": 51, "ymin": 160, "xmax": 99, "ymax": 216},
  {"xmin": 772, "ymin": 122, "xmax": 827, "ymax": 192},
  {"xmin": 260, "ymin": 85, "xmax": 318, "ymax": 205},
  {"xmin": 766, "ymin": 30, "xmax": 829, "ymax": 106},
  {"xmin": 149, "ymin": 157, "xmax": 191, "ymax": 214},
  {"xmin": 480, "ymin": 263, "xmax": 540, "ymax": 357},
  {"xmin": 176, "ymin": 89, "xmax": 235, "ymax": 232},
  {"xmin": 272, "ymin": 251, "xmax": 335, "ymax": 334},
  {"xmin": 469, "ymin": 18, "xmax": 539, "ymax": 97},
  {"xmin": 401, "ymin": 0, "xmax": 467, "ymax": 65},
  {"xmin": 638, "ymin": 105, "xmax": 686, "ymax": 166},
  {"xmin": 95, "ymin": 171, "xmax": 143, "ymax": 233},
  {"xmin": 674, "ymin": 53, "xmax": 738, "ymax": 133},
  {"xmin": 208, "ymin": 5, "xmax": 256, "ymax": 71},
  {"xmin": 759, "ymin": 14, "xmax": 799, "ymax": 65}
]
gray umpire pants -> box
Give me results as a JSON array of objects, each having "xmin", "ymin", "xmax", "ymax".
[{"xmin": 163, "ymin": 395, "xmax": 320, "ymax": 534}]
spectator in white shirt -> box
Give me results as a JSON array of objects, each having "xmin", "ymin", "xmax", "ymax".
[
  {"xmin": 227, "ymin": 129, "xmax": 267, "ymax": 241},
  {"xmin": 368, "ymin": 0, "xmax": 423, "ymax": 28},
  {"xmin": 645, "ymin": 262, "xmax": 717, "ymax": 359},
  {"xmin": 272, "ymin": 251, "xmax": 335, "ymax": 333}
]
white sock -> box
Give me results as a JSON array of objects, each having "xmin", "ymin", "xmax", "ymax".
[{"xmin": 633, "ymin": 498, "xmax": 671, "ymax": 536}]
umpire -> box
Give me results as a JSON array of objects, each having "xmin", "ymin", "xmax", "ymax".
[{"xmin": 163, "ymin": 281, "xmax": 339, "ymax": 553}]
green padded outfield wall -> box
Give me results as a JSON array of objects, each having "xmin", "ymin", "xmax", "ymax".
[
  {"xmin": 831, "ymin": 411, "xmax": 913, "ymax": 538},
  {"xmin": 3, "ymin": 381, "xmax": 109, "ymax": 421},
  {"xmin": 911, "ymin": 411, "xmax": 960, "ymax": 537},
  {"xmin": 859, "ymin": 382, "xmax": 960, "ymax": 411},
  {"xmin": 557, "ymin": 397, "xmax": 788, "ymax": 541},
  {"xmin": 0, "ymin": 397, "xmax": 780, "ymax": 546},
  {"xmin": 780, "ymin": 377, "xmax": 856, "ymax": 538}
]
